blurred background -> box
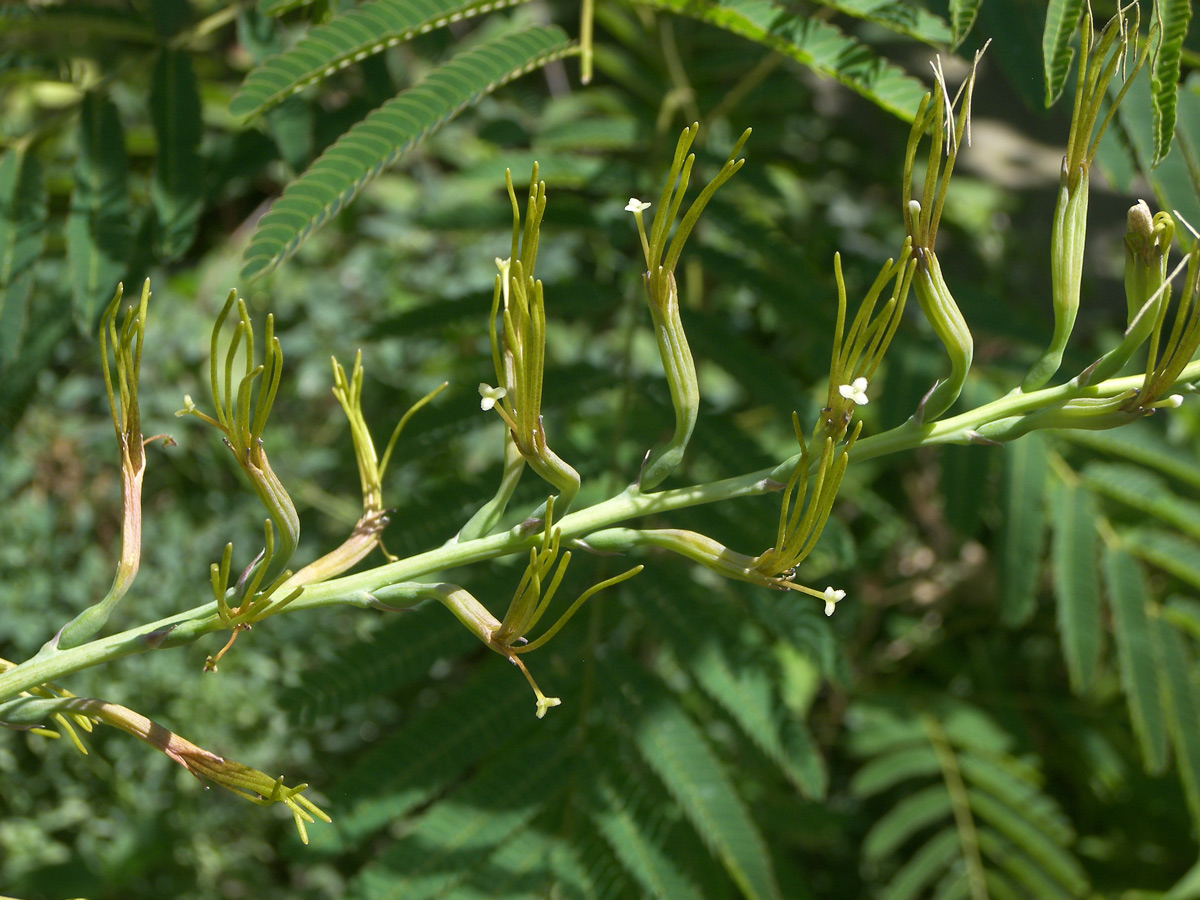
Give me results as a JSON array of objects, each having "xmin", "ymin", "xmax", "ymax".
[{"xmin": 2, "ymin": 1, "xmax": 1200, "ymax": 897}]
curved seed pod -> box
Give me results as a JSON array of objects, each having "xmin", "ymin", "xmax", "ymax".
[
  {"xmin": 912, "ymin": 242, "xmax": 973, "ymax": 422},
  {"xmin": 901, "ymin": 48, "xmax": 983, "ymax": 423}
]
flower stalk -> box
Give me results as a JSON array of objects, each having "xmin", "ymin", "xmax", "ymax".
[
  {"xmin": 0, "ymin": 693, "xmax": 329, "ymax": 843},
  {"xmin": 822, "ymin": 245, "xmax": 915, "ymax": 440},
  {"xmin": 482, "ymin": 165, "xmax": 581, "ymax": 516},
  {"xmin": 177, "ymin": 291, "xmax": 299, "ymax": 591},
  {"xmin": 902, "ymin": 51, "xmax": 984, "ymax": 422},
  {"xmin": 58, "ymin": 281, "xmax": 173, "ymax": 650},
  {"xmin": 631, "ymin": 123, "xmax": 751, "ymax": 490}
]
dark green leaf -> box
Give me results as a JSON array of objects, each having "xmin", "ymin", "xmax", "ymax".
[
  {"xmin": 1104, "ymin": 546, "xmax": 1169, "ymax": 774},
  {"xmin": 150, "ymin": 48, "xmax": 203, "ymax": 261},
  {"xmin": 229, "ymin": 0, "xmax": 534, "ymax": 119},
  {"xmin": 634, "ymin": 697, "xmax": 782, "ymax": 900},
  {"xmin": 999, "ymin": 433, "xmax": 1048, "ymax": 626},
  {"xmin": 1124, "ymin": 528, "xmax": 1200, "ymax": 590},
  {"xmin": 863, "ymin": 783, "xmax": 953, "ymax": 862},
  {"xmin": 66, "ymin": 92, "xmax": 130, "ymax": 328},
  {"xmin": 0, "ymin": 146, "xmax": 46, "ymax": 375},
  {"xmin": 880, "ymin": 828, "xmax": 959, "ymax": 900},
  {"xmin": 1083, "ymin": 462, "xmax": 1200, "ymax": 541},
  {"xmin": 850, "ymin": 745, "xmax": 940, "ymax": 797},
  {"xmin": 347, "ymin": 729, "xmax": 568, "ymax": 900},
  {"xmin": 1151, "ymin": 616, "xmax": 1200, "ymax": 830},
  {"xmin": 589, "ymin": 776, "xmax": 707, "ymax": 900},
  {"xmin": 967, "ymin": 789, "xmax": 1087, "ymax": 895},
  {"xmin": 1065, "ymin": 426, "xmax": 1200, "ymax": 491},
  {"xmin": 1051, "ymin": 479, "xmax": 1102, "ymax": 693}
]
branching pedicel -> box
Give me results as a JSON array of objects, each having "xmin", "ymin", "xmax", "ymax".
[{"xmin": 3, "ymin": 4, "xmax": 1199, "ymax": 846}]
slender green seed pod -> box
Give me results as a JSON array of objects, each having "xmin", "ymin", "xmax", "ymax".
[
  {"xmin": 911, "ymin": 239, "xmax": 973, "ymax": 422},
  {"xmin": 1023, "ymin": 163, "xmax": 1088, "ymax": 390}
]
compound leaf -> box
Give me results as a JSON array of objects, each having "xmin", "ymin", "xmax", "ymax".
[
  {"xmin": 630, "ymin": 0, "xmax": 927, "ymax": 121},
  {"xmin": 240, "ymin": 25, "xmax": 574, "ymax": 281},
  {"xmin": 1041, "ymin": 0, "xmax": 1084, "ymax": 106},
  {"xmin": 230, "ymin": 0, "xmax": 532, "ymax": 119},
  {"xmin": 66, "ymin": 92, "xmax": 130, "ymax": 327}
]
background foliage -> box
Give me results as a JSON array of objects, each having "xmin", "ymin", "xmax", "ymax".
[{"xmin": 2, "ymin": 0, "xmax": 1200, "ymax": 898}]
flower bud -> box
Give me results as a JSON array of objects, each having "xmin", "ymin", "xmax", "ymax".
[{"xmin": 1083, "ymin": 204, "xmax": 1175, "ymax": 386}]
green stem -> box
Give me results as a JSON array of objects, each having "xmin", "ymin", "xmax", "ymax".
[{"xmin": 4, "ymin": 360, "xmax": 1200, "ymax": 703}]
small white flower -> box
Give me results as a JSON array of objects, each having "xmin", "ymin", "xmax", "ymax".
[
  {"xmin": 478, "ymin": 383, "xmax": 507, "ymax": 411},
  {"xmin": 535, "ymin": 695, "xmax": 561, "ymax": 719},
  {"xmin": 823, "ymin": 586, "xmax": 846, "ymax": 617},
  {"xmin": 838, "ymin": 377, "xmax": 870, "ymax": 406},
  {"xmin": 625, "ymin": 198, "xmax": 651, "ymax": 213}
]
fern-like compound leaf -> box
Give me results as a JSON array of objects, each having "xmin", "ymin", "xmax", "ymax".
[
  {"xmin": 1084, "ymin": 462, "xmax": 1200, "ymax": 541},
  {"xmin": 1051, "ymin": 479, "xmax": 1102, "ymax": 694},
  {"xmin": 66, "ymin": 92, "xmax": 130, "ymax": 327},
  {"xmin": 150, "ymin": 48, "xmax": 203, "ymax": 261},
  {"xmin": 629, "ymin": 0, "xmax": 927, "ymax": 121},
  {"xmin": 312, "ymin": 664, "xmax": 528, "ymax": 852},
  {"xmin": 589, "ymin": 776, "xmax": 707, "ymax": 900},
  {"xmin": 1151, "ymin": 0, "xmax": 1191, "ymax": 165},
  {"xmin": 0, "ymin": 146, "xmax": 46, "ymax": 375},
  {"xmin": 633, "ymin": 693, "xmax": 782, "ymax": 900},
  {"xmin": 808, "ymin": 0, "xmax": 952, "ymax": 45},
  {"xmin": 1152, "ymin": 617, "xmax": 1200, "ymax": 830},
  {"xmin": 999, "ymin": 433, "xmax": 1049, "ymax": 626},
  {"xmin": 1065, "ymin": 428, "xmax": 1200, "ymax": 491},
  {"xmin": 1041, "ymin": 0, "xmax": 1084, "ymax": 106},
  {"xmin": 863, "ymin": 783, "xmax": 954, "ymax": 863},
  {"xmin": 1105, "ymin": 546, "xmax": 1170, "ymax": 774},
  {"xmin": 230, "ymin": 0, "xmax": 533, "ymax": 119},
  {"xmin": 240, "ymin": 25, "xmax": 574, "ymax": 281},
  {"xmin": 347, "ymin": 729, "xmax": 568, "ymax": 900},
  {"xmin": 644, "ymin": 577, "xmax": 827, "ymax": 799},
  {"xmin": 1124, "ymin": 527, "xmax": 1200, "ymax": 590},
  {"xmin": 850, "ymin": 745, "xmax": 940, "ymax": 798},
  {"xmin": 948, "ymin": 0, "xmax": 982, "ymax": 47}
]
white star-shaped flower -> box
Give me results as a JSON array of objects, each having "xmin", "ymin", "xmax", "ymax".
[
  {"xmin": 625, "ymin": 198, "xmax": 651, "ymax": 213},
  {"xmin": 823, "ymin": 586, "xmax": 846, "ymax": 617},
  {"xmin": 535, "ymin": 695, "xmax": 562, "ymax": 719},
  {"xmin": 478, "ymin": 383, "xmax": 507, "ymax": 411},
  {"xmin": 838, "ymin": 377, "xmax": 869, "ymax": 406}
]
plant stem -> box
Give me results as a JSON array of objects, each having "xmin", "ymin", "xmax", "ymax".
[{"xmin": 2, "ymin": 360, "xmax": 1198, "ymax": 702}]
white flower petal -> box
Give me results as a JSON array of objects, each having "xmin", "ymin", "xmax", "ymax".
[
  {"xmin": 478, "ymin": 383, "xmax": 507, "ymax": 411},
  {"xmin": 838, "ymin": 377, "xmax": 869, "ymax": 406},
  {"xmin": 625, "ymin": 198, "xmax": 651, "ymax": 213},
  {"xmin": 823, "ymin": 585, "xmax": 845, "ymax": 616}
]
